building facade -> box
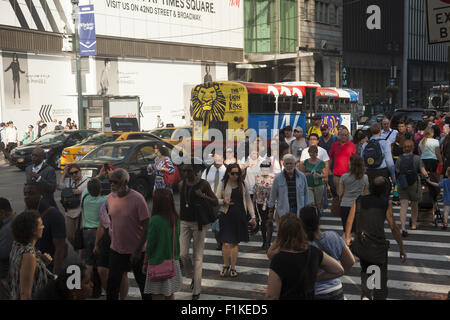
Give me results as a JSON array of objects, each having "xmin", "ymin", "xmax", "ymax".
[
  {"xmin": 343, "ymin": 0, "xmax": 448, "ymax": 111},
  {"xmin": 0, "ymin": 0, "xmax": 243, "ymax": 135},
  {"xmin": 238, "ymin": 0, "xmax": 343, "ymax": 86}
]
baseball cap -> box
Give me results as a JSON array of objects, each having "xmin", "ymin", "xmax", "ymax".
[
  {"xmin": 320, "ymin": 124, "xmax": 329, "ymax": 131},
  {"xmin": 294, "ymin": 126, "xmax": 303, "ymax": 132}
]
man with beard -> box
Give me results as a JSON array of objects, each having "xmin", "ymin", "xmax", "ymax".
[
  {"xmin": 25, "ymin": 148, "xmax": 57, "ymax": 207},
  {"xmin": 23, "ymin": 183, "xmax": 66, "ymax": 274},
  {"xmin": 105, "ymin": 169, "xmax": 150, "ymax": 300}
]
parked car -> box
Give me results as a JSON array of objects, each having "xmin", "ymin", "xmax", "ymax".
[
  {"xmin": 390, "ymin": 108, "xmax": 437, "ymax": 130},
  {"xmin": 10, "ymin": 130, "xmax": 98, "ymax": 170},
  {"xmin": 359, "ymin": 114, "xmax": 385, "ymax": 131},
  {"xmin": 60, "ymin": 131, "xmax": 162, "ymax": 171},
  {"xmin": 149, "ymin": 125, "xmax": 193, "ymax": 153},
  {"xmin": 75, "ymin": 139, "xmax": 204, "ymax": 198}
]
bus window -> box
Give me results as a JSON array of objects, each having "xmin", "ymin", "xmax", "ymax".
[
  {"xmin": 278, "ymin": 96, "xmax": 292, "ymax": 113},
  {"xmin": 318, "ymin": 98, "xmax": 332, "ymax": 112},
  {"xmin": 292, "ymin": 96, "xmax": 303, "ymax": 112},
  {"xmin": 248, "ymin": 94, "xmax": 277, "ymax": 113}
]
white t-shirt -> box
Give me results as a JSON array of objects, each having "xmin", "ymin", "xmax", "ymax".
[
  {"xmin": 201, "ymin": 165, "xmax": 226, "ymax": 193},
  {"xmin": 300, "ymin": 146, "xmax": 330, "ymax": 163}
]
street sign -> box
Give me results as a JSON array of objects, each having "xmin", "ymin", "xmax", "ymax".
[
  {"xmin": 79, "ymin": 4, "xmax": 96, "ymax": 56},
  {"xmin": 426, "ymin": 0, "xmax": 450, "ymax": 44}
]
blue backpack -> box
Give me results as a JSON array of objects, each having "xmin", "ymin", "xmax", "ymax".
[{"xmin": 363, "ymin": 139, "xmax": 384, "ymax": 169}]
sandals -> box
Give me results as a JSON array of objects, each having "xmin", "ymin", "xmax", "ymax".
[
  {"xmin": 220, "ymin": 266, "xmax": 230, "ymax": 277},
  {"xmin": 229, "ymin": 269, "xmax": 238, "ymax": 278}
]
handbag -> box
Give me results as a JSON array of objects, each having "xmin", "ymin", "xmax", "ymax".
[
  {"xmin": 349, "ymin": 199, "xmax": 389, "ymax": 265},
  {"xmin": 330, "ymin": 197, "xmax": 341, "ymax": 217},
  {"xmin": 193, "ymin": 180, "xmax": 218, "ymax": 230},
  {"xmin": 147, "ymin": 224, "xmax": 176, "ymax": 281},
  {"xmin": 163, "ymin": 159, "xmax": 180, "ymax": 187},
  {"xmin": 61, "ymin": 178, "xmax": 88, "ymax": 210},
  {"xmin": 73, "ymin": 194, "xmax": 89, "ymax": 251}
]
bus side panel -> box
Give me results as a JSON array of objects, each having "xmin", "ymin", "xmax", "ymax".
[
  {"xmin": 191, "ymin": 82, "xmax": 248, "ymax": 143},
  {"xmin": 248, "ymin": 113, "xmax": 307, "ymax": 139}
]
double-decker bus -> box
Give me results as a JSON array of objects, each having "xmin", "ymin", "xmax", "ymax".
[{"xmin": 190, "ymin": 81, "xmax": 358, "ymax": 147}]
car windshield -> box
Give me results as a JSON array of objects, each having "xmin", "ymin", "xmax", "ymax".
[
  {"xmin": 394, "ymin": 112, "xmax": 423, "ymax": 122},
  {"xmin": 33, "ymin": 132, "xmax": 70, "ymax": 144},
  {"xmin": 83, "ymin": 144, "xmax": 133, "ymax": 161},
  {"xmin": 80, "ymin": 133, "xmax": 119, "ymax": 146},
  {"xmin": 149, "ymin": 129, "xmax": 175, "ymax": 139}
]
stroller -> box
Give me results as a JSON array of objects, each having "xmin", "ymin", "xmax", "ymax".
[{"xmin": 415, "ymin": 175, "xmax": 444, "ymax": 227}]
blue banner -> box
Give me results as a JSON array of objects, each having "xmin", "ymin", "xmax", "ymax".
[
  {"xmin": 248, "ymin": 113, "xmax": 307, "ymax": 139},
  {"xmin": 79, "ymin": 5, "xmax": 96, "ymax": 57}
]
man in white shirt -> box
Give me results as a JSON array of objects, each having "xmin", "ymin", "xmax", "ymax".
[
  {"xmin": 201, "ymin": 153, "xmax": 226, "ymax": 250},
  {"xmin": 299, "ymin": 133, "xmax": 329, "ymax": 178},
  {"xmin": 380, "ymin": 118, "xmax": 398, "ymax": 145},
  {"xmin": 5, "ymin": 122, "xmax": 18, "ymax": 158},
  {"xmin": 0, "ymin": 123, "xmax": 7, "ymax": 160}
]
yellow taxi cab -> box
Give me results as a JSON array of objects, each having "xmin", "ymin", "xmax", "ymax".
[
  {"xmin": 149, "ymin": 126, "xmax": 192, "ymax": 152},
  {"xmin": 60, "ymin": 131, "xmax": 162, "ymax": 171}
]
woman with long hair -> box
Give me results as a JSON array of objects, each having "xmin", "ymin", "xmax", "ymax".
[
  {"xmin": 265, "ymin": 213, "xmax": 344, "ymax": 300},
  {"xmin": 149, "ymin": 143, "xmax": 175, "ymax": 190},
  {"xmin": 143, "ymin": 188, "xmax": 181, "ymax": 300},
  {"xmin": 338, "ymin": 154, "xmax": 369, "ymax": 232},
  {"xmin": 419, "ymin": 128, "xmax": 443, "ymax": 180},
  {"xmin": 216, "ymin": 163, "xmax": 256, "ymax": 278},
  {"xmin": 300, "ymin": 206, "xmax": 355, "ymax": 300}
]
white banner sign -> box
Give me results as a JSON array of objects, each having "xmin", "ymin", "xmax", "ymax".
[{"xmin": 426, "ymin": 0, "xmax": 450, "ymax": 44}]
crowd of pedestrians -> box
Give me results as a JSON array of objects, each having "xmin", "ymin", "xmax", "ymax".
[{"xmin": 1, "ymin": 112, "xmax": 450, "ymax": 301}]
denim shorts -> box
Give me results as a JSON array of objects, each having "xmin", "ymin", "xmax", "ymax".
[{"xmin": 82, "ymin": 228, "xmax": 98, "ymax": 266}]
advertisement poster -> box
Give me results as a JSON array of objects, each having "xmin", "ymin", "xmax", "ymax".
[
  {"xmin": 2, "ymin": 52, "xmax": 29, "ymax": 109},
  {"xmin": 96, "ymin": 58, "xmax": 119, "ymax": 95}
]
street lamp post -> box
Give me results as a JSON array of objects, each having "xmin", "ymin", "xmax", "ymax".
[{"xmin": 72, "ymin": 0, "xmax": 84, "ymax": 129}]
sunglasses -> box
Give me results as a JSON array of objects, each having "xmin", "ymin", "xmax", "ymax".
[
  {"xmin": 69, "ymin": 170, "xmax": 79, "ymax": 175},
  {"xmin": 230, "ymin": 172, "xmax": 240, "ymax": 176}
]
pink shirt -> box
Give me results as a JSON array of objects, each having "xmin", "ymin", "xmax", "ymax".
[{"xmin": 106, "ymin": 189, "xmax": 150, "ymax": 254}]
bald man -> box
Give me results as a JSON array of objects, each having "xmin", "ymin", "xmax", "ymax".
[{"xmin": 25, "ymin": 148, "xmax": 57, "ymax": 207}]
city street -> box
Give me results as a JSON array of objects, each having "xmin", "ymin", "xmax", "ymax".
[{"xmin": 2, "ymin": 159, "xmax": 448, "ymax": 300}]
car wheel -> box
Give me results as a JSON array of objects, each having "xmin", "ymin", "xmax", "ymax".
[{"xmin": 134, "ymin": 178, "xmax": 150, "ymax": 199}]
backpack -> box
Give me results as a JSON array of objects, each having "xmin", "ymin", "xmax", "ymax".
[
  {"xmin": 397, "ymin": 154, "xmax": 416, "ymax": 189},
  {"xmin": 363, "ymin": 139, "xmax": 384, "ymax": 169}
]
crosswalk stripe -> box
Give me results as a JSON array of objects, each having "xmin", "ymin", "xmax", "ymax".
[
  {"xmin": 319, "ymin": 224, "xmax": 450, "ymax": 237},
  {"xmin": 193, "ymin": 248, "xmax": 450, "ymax": 263},
  {"xmin": 205, "ymin": 236, "xmax": 450, "ymax": 250}
]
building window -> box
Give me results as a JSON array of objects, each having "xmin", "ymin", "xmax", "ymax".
[
  {"xmin": 280, "ymin": 0, "xmax": 298, "ymax": 53},
  {"xmin": 304, "ymin": 0, "xmax": 309, "ymax": 19},
  {"xmin": 334, "ymin": 5, "xmax": 338, "ymax": 25},
  {"xmin": 315, "ymin": 1, "xmax": 319, "ymax": 22},
  {"xmin": 244, "ymin": 0, "xmax": 272, "ymax": 53},
  {"xmin": 324, "ymin": 3, "xmax": 329, "ymax": 24}
]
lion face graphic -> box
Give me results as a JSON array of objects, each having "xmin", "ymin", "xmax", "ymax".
[{"xmin": 192, "ymin": 83, "xmax": 226, "ymax": 126}]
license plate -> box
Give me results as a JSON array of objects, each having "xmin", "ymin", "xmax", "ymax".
[
  {"xmin": 17, "ymin": 158, "xmax": 24, "ymax": 163},
  {"xmin": 81, "ymin": 169, "xmax": 93, "ymax": 177},
  {"xmin": 76, "ymin": 155, "xmax": 83, "ymax": 161}
]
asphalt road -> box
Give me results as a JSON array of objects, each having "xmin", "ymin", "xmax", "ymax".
[{"xmin": 1, "ymin": 158, "xmax": 449, "ymax": 300}]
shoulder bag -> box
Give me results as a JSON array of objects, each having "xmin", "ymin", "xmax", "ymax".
[
  {"xmin": 147, "ymin": 223, "xmax": 176, "ymax": 281},
  {"xmin": 349, "ymin": 198, "xmax": 389, "ymax": 265},
  {"xmin": 73, "ymin": 194, "xmax": 89, "ymax": 251},
  {"xmin": 193, "ymin": 180, "xmax": 218, "ymax": 230},
  {"xmin": 163, "ymin": 158, "xmax": 180, "ymax": 187}
]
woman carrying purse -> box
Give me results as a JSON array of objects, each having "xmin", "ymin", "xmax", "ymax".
[{"xmin": 142, "ymin": 189, "xmax": 181, "ymax": 300}]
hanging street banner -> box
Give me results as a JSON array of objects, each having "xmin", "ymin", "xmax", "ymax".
[
  {"xmin": 426, "ymin": 0, "xmax": 450, "ymax": 44},
  {"xmin": 79, "ymin": 4, "xmax": 97, "ymax": 56}
]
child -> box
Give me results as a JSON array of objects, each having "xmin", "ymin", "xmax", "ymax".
[{"xmin": 426, "ymin": 167, "xmax": 450, "ymax": 230}]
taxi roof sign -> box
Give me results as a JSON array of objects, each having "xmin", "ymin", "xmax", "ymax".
[{"xmin": 426, "ymin": 0, "xmax": 450, "ymax": 44}]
